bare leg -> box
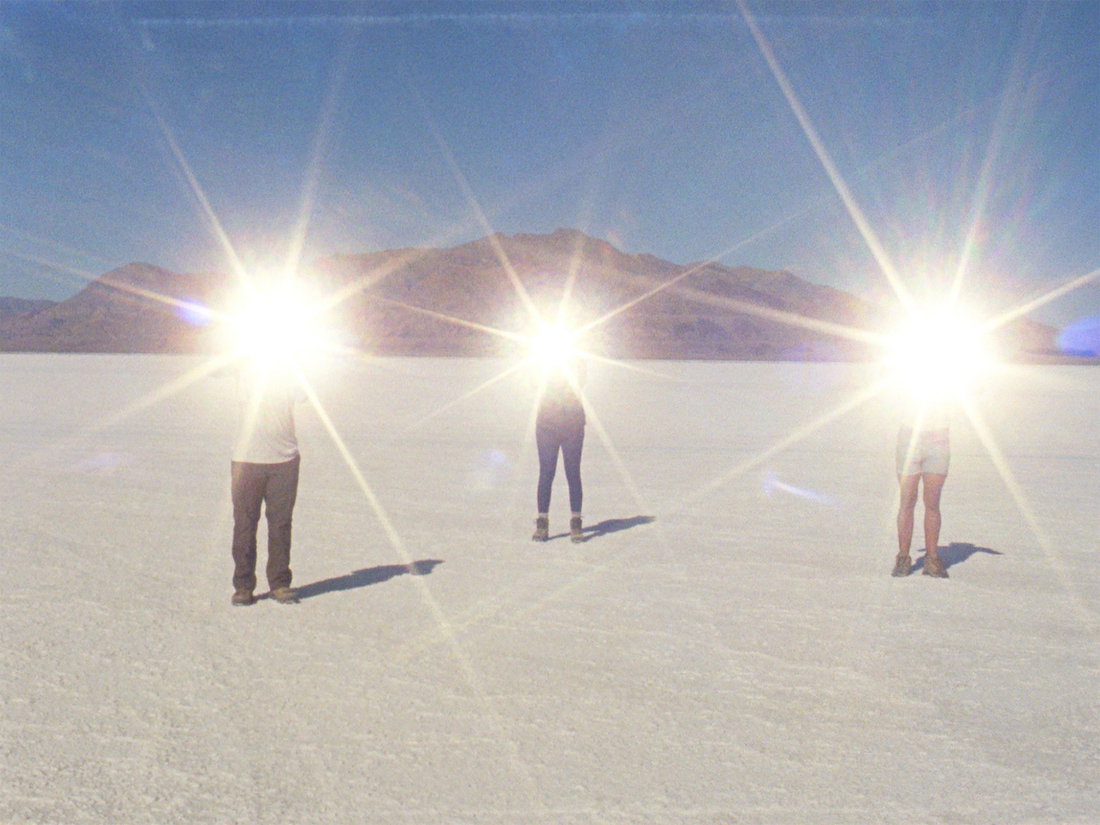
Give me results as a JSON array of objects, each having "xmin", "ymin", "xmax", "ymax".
[
  {"xmin": 897, "ymin": 473, "xmax": 921, "ymax": 558},
  {"xmin": 921, "ymin": 472, "xmax": 947, "ymax": 563}
]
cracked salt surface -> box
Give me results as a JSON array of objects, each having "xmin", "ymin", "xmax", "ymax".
[{"xmin": 1, "ymin": 355, "xmax": 1097, "ymax": 823}]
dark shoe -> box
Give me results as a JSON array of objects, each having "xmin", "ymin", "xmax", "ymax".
[
  {"xmin": 570, "ymin": 515, "xmax": 584, "ymax": 544},
  {"xmin": 891, "ymin": 554, "xmax": 912, "ymax": 577},
  {"xmin": 922, "ymin": 556, "xmax": 949, "ymax": 578},
  {"xmin": 270, "ymin": 586, "xmax": 299, "ymax": 604},
  {"xmin": 231, "ymin": 589, "xmax": 255, "ymax": 606},
  {"xmin": 532, "ymin": 515, "xmax": 549, "ymax": 542}
]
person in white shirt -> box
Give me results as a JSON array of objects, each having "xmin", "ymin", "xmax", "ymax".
[{"xmin": 230, "ymin": 366, "xmax": 306, "ymax": 605}]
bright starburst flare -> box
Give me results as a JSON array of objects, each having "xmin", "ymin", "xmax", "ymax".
[
  {"xmin": 526, "ymin": 318, "xmax": 650, "ymax": 510},
  {"xmin": 885, "ymin": 307, "xmax": 992, "ymax": 397},
  {"xmin": 731, "ymin": 0, "xmax": 1100, "ymax": 623},
  {"xmin": 82, "ymin": 3, "xmax": 1096, "ymax": 672},
  {"xmin": 221, "ymin": 276, "xmax": 343, "ymax": 369},
  {"xmin": 884, "ymin": 304, "xmax": 995, "ymax": 493},
  {"xmin": 528, "ymin": 321, "xmax": 578, "ymax": 368}
]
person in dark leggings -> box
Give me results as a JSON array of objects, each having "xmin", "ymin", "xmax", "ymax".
[{"xmin": 532, "ymin": 357, "xmax": 587, "ymax": 543}]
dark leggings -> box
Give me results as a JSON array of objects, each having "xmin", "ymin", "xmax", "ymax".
[{"xmin": 536, "ymin": 424, "xmax": 584, "ymax": 514}]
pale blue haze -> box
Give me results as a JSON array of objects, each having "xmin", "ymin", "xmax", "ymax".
[{"xmin": 1, "ymin": 1, "xmax": 1097, "ymax": 326}]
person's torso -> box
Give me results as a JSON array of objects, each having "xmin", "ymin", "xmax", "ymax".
[
  {"xmin": 895, "ymin": 383, "xmax": 951, "ymax": 432},
  {"xmin": 536, "ymin": 360, "xmax": 586, "ymax": 431},
  {"xmin": 232, "ymin": 369, "xmax": 301, "ymax": 463}
]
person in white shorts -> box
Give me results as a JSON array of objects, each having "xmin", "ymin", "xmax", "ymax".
[{"xmin": 893, "ymin": 388, "xmax": 950, "ymax": 578}]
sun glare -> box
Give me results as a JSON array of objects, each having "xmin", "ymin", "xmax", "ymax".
[
  {"xmin": 226, "ymin": 280, "xmax": 331, "ymax": 366},
  {"xmin": 885, "ymin": 308, "xmax": 991, "ymax": 394},
  {"xmin": 528, "ymin": 322, "xmax": 578, "ymax": 367}
]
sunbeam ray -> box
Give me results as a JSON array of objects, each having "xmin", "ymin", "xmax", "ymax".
[
  {"xmin": 656, "ymin": 277, "xmax": 882, "ymax": 347},
  {"xmin": 370, "ymin": 294, "xmax": 528, "ymax": 347},
  {"xmin": 288, "ymin": 361, "xmax": 547, "ymax": 808},
  {"xmin": 978, "ymin": 267, "xmax": 1100, "ymax": 337},
  {"xmin": 575, "ymin": 261, "xmax": 885, "ymax": 355},
  {"xmin": 571, "ymin": 374, "xmax": 648, "ymax": 512},
  {"xmin": 555, "ymin": 229, "xmax": 589, "ymax": 326},
  {"xmin": 84, "ymin": 271, "xmax": 229, "ymax": 322},
  {"xmin": 0, "ymin": 224, "xmax": 111, "ymax": 290},
  {"xmin": 573, "ymin": 350, "xmax": 673, "ymax": 379},
  {"xmin": 4, "ymin": 350, "xmax": 241, "ymax": 485},
  {"xmin": 402, "ymin": 359, "xmax": 528, "ymax": 433},
  {"xmin": 734, "ymin": 0, "xmax": 914, "ymax": 314},
  {"xmin": 292, "ymin": 366, "xmax": 409, "ymax": 561},
  {"xmin": 956, "ymin": 390, "xmax": 1097, "ymax": 623},
  {"xmin": 145, "ymin": 104, "xmax": 251, "ymax": 290},
  {"xmin": 575, "ymin": 258, "xmax": 713, "ymax": 334},
  {"xmin": 408, "ymin": 80, "xmax": 542, "ymax": 329},
  {"xmin": 672, "ymin": 374, "xmax": 893, "ymax": 513},
  {"xmin": 47, "ymin": 351, "xmax": 238, "ymax": 451},
  {"xmin": 283, "ymin": 35, "xmax": 352, "ymax": 277},
  {"xmin": 303, "ymin": 245, "xmax": 443, "ymax": 324},
  {"xmin": 0, "ymin": 247, "xmax": 98, "ymax": 296},
  {"xmin": 292, "ymin": 366, "xmax": 491, "ymax": 686}
]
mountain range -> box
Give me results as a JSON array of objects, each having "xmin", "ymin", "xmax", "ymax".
[
  {"xmin": 0, "ymin": 297, "xmax": 54, "ymax": 320},
  {"xmin": 0, "ymin": 228, "xmax": 1061, "ymax": 360}
]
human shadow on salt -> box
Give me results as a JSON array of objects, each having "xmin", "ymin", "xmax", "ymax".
[
  {"xmin": 914, "ymin": 542, "xmax": 1001, "ymax": 573},
  {"xmin": 293, "ymin": 560, "xmax": 444, "ymax": 600},
  {"xmin": 550, "ymin": 515, "xmax": 656, "ymax": 543}
]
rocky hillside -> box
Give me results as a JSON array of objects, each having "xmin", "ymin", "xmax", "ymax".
[
  {"xmin": 311, "ymin": 228, "xmax": 882, "ymax": 359},
  {"xmin": 0, "ymin": 229, "xmax": 1060, "ymax": 359},
  {"xmin": 0, "ymin": 297, "xmax": 55, "ymax": 319},
  {"xmin": 0, "ymin": 264, "xmax": 226, "ymax": 353}
]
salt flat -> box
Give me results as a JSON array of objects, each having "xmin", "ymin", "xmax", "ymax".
[{"xmin": 1, "ymin": 355, "xmax": 1097, "ymax": 824}]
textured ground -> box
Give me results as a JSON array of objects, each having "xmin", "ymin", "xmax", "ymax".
[{"xmin": 2, "ymin": 355, "xmax": 1097, "ymax": 824}]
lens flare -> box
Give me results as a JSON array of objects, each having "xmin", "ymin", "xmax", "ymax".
[
  {"xmin": 885, "ymin": 309, "xmax": 991, "ymax": 393},
  {"xmin": 528, "ymin": 322, "xmax": 577, "ymax": 367},
  {"xmin": 174, "ymin": 299, "xmax": 213, "ymax": 327},
  {"xmin": 1057, "ymin": 315, "xmax": 1100, "ymax": 358},
  {"xmin": 225, "ymin": 280, "xmax": 331, "ymax": 366}
]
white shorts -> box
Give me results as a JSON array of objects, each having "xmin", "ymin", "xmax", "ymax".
[{"xmin": 896, "ymin": 427, "xmax": 950, "ymax": 476}]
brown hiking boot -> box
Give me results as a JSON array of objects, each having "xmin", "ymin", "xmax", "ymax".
[
  {"xmin": 270, "ymin": 587, "xmax": 299, "ymax": 604},
  {"xmin": 922, "ymin": 555, "xmax": 949, "ymax": 578},
  {"xmin": 891, "ymin": 554, "xmax": 912, "ymax": 577},
  {"xmin": 570, "ymin": 515, "xmax": 584, "ymax": 544},
  {"xmin": 532, "ymin": 515, "xmax": 549, "ymax": 542},
  {"xmin": 231, "ymin": 589, "xmax": 255, "ymax": 606}
]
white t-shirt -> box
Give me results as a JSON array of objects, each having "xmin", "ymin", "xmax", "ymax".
[
  {"xmin": 893, "ymin": 380, "xmax": 951, "ymax": 432},
  {"xmin": 232, "ymin": 368, "xmax": 304, "ymax": 464}
]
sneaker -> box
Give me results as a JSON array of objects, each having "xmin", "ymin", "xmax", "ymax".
[
  {"xmin": 532, "ymin": 515, "xmax": 549, "ymax": 542},
  {"xmin": 569, "ymin": 515, "xmax": 584, "ymax": 544},
  {"xmin": 231, "ymin": 589, "xmax": 255, "ymax": 606},
  {"xmin": 891, "ymin": 554, "xmax": 912, "ymax": 577},
  {"xmin": 922, "ymin": 556, "xmax": 949, "ymax": 578},
  {"xmin": 270, "ymin": 586, "xmax": 300, "ymax": 604}
]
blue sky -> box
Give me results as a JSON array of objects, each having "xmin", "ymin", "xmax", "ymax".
[{"xmin": 1, "ymin": 0, "xmax": 1097, "ymax": 326}]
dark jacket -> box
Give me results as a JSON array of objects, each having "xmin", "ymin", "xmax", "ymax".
[{"xmin": 535, "ymin": 358, "xmax": 586, "ymax": 432}]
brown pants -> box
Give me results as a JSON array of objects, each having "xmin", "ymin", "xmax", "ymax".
[{"xmin": 231, "ymin": 456, "xmax": 300, "ymax": 592}]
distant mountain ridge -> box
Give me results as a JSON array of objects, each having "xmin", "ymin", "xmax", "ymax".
[
  {"xmin": 0, "ymin": 264, "xmax": 226, "ymax": 353},
  {"xmin": 0, "ymin": 297, "xmax": 55, "ymax": 319},
  {"xmin": 312, "ymin": 228, "xmax": 883, "ymax": 359},
  {"xmin": 0, "ymin": 228, "xmax": 1061, "ymax": 359}
]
